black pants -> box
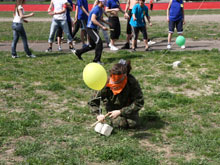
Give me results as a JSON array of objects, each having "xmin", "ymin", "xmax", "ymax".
[
  {"xmin": 72, "ymin": 19, "xmax": 81, "ymax": 39},
  {"xmin": 109, "ymin": 16, "xmax": 120, "ymax": 40},
  {"xmin": 76, "ymin": 28, "xmax": 103, "ymax": 62},
  {"xmin": 126, "ymin": 9, "xmax": 132, "ymax": 35},
  {"xmin": 131, "ymin": 26, "xmax": 148, "ymax": 40}
]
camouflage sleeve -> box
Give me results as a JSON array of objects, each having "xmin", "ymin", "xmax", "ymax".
[
  {"xmin": 87, "ymin": 87, "xmax": 109, "ymax": 114},
  {"xmin": 120, "ymin": 75, "xmax": 144, "ymax": 117},
  {"xmin": 88, "ymin": 91, "xmax": 102, "ymax": 114}
]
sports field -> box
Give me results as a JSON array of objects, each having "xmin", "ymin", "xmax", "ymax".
[{"xmin": 0, "ymin": 5, "xmax": 219, "ymax": 165}]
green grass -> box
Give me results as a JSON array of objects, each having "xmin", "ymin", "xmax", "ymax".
[
  {"xmin": 0, "ymin": 49, "xmax": 219, "ymax": 164},
  {"xmin": 0, "ymin": 19, "xmax": 220, "ymax": 42}
]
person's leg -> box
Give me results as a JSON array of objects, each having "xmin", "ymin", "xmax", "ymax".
[
  {"xmin": 19, "ymin": 24, "xmax": 32, "ymax": 56},
  {"xmin": 100, "ymin": 22, "xmax": 110, "ymax": 46},
  {"xmin": 48, "ymin": 19, "xmax": 59, "ymax": 51},
  {"xmin": 72, "ymin": 19, "xmax": 81, "ymax": 39},
  {"xmin": 167, "ymin": 20, "xmax": 174, "ymax": 49},
  {"xmin": 122, "ymin": 10, "xmax": 132, "ymax": 49},
  {"xmin": 176, "ymin": 20, "xmax": 185, "ymax": 48},
  {"xmin": 89, "ymin": 29, "xmax": 103, "ymax": 62},
  {"xmin": 79, "ymin": 20, "xmax": 88, "ymax": 47},
  {"xmin": 131, "ymin": 26, "xmax": 138, "ymax": 50},
  {"xmin": 111, "ymin": 113, "xmax": 140, "ymax": 129},
  {"xmin": 140, "ymin": 26, "xmax": 149, "ymax": 50},
  {"xmin": 56, "ymin": 27, "xmax": 63, "ymax": 51},
  {"xmin": 74, "ymin": 28, "xmax": 96, "ymax": 60},
  {"xmin": 61, "ymin": 20, "xmax": 74, "ymax": 49},
  {"xmin": 11, "ymin": 23, "xmax": 20, "ymax": 57},
  {"xmin": 67, "ymin": 20, "xmax": 73, "ymax": 37}
]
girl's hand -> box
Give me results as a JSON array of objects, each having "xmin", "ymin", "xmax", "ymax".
[
  {"xmin": 109, "ymin": 110, "xmax": 121, "ymax": 119},
  {"xmin": 133, "ymin": 17, "xmax": 137, "ymax": 21},
  {"xmin": 149, "ymin": 22, "xmax": 152, "ymax": 26},
  {"xmin": 29, "ymin": 12, "xmax": 34, "ymax": 17},
  {"xmin": 23, "ymin": 20, "xmax": 28, "ymax": 23},
  {"xmin": 102, "ymin": 26, "xmax": 108, "ymax": 31},
  {"xmin": 97, "ymin": 114, "xmax": 105, "ymax": 122},
  {"xmin": 167, "ymin": 17, "xmax": 169, "ymax": 22}
]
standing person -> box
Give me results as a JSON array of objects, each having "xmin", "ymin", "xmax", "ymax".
[
  {"xmin": 130, "ymin": 0, "xmax": 152, "ymax": 51},
  {"xmin": 73, "ymin": 0, "xmax": 110, "ymax": 64},
  {"xmin": 56, "ymin": 0, "xmax": 73, "ymax": 51},
  {"xmin": 105, "ymin": 0, "xmax": 128, "ymax": 51},
  {"xmin": 93, "ymin": 0, "xmax": 110, "ymax": 47},
  {"xmin": 77, "ymin": 0, "xmax": 89, "ymax": 48},
  {"xmin": 150, "ymin": 0, "xmax": 153, "ymax": 11},
  {"xmin": 121, "ymin": 0, "xmax": 138, "ymax": 49},
  {"xmin": 11, "ymin": 0, "xmax": 35, "ymax": 58},
  {"xmin": 46, "ymin": 0, "xmax": 75, "ymax": 52},
  {"xmin": 88, "ymin": 60, "xmax": 144, "ymax": 129},
  {"xmin": 72, "ymin": 2, "xmax": 81, "ymax": 41},
  {"xmin": 167, "ymin": 0, "xmax": 185, "ymax": 50}
]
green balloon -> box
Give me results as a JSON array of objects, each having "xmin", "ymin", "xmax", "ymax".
[{"xmin": 176, "ymin": 36, "xmax": 185, "ymax": 47}]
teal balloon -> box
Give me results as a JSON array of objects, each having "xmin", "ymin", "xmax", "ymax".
[{"xmin": 176, "ymin": 36, "xmax": 185, "ymax": 47}]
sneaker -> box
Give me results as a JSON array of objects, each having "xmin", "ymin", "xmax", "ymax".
[
  {"xmin": 167, "ymin": 44, "xmax": 171, "ymax": 50},
  {"xmin": 45, "ymin": 47, "xmax": 52, "ymax": 52},
  {"xmin": 137, "ymin": 39, "xmax": 141, "ymax": 43},
  {"xmin": 121, "ymin": 43, "xmax": 130, "ymax": 49},
  {"xmin": 26, "ymin": 54, "xmax": 36, "ymax": 58},
  {"xmin": 73, "ymin": 49, "xmax": 83, "ymax": 60},
  {"xmin": 148, "ymin": 40, "xmax": 156, "ymax": 45},
  {"xmin": 110, "ymin": 45, "xmax": 119, "ymax": 51},
  {"xmin": 181, "ymin": 45, "xmax": 185, "ymax": 49},
  {"xmin": 58, "ymin": 47, "xmax": 62, "ymax": 51},
  {"xmin": 12, "ymin": 55, "xmax": 19, "ymax": 58},
  {"xmin": 131, "ymin": 48, "xmax": 136, "ymax": 52}
]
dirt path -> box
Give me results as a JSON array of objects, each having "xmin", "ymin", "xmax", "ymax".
[
  {"xmin": 0, "ymin": 39, "xmax": 219, "ymax": 53},
  {"xmin": 1, "ymin": 14, "xmax": 220, "ymax": 22}
]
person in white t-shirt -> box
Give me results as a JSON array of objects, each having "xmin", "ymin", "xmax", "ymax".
[
  {"xmin": 11, "ymin": 0, "xmax": 35, "ymax": 58},
  {"xmin": 46, "ymin": 0, "xmax": 75, "ymax": 52}
]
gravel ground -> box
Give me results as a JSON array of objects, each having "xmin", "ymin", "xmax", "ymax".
[{"xmin": 1, "ymin": 14, "xmax": 220, "ymax": 22}]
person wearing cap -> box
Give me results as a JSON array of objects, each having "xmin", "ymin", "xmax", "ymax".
[
  {"xmin": 88, "ymin": 60, "xmax": 144, "ymax": 129},
  {"xmin": 73, "ymin": 0, "xmax": 110, "ymax": 64}
]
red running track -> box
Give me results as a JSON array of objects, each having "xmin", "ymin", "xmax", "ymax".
[{"xmin": 0, "ymin": 2, "xmax": 220, "ymax": 11}]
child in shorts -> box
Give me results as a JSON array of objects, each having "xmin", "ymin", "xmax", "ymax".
[
  {"xmin": 130, "ymin": 0, "xmax": 152, "ymax": 51},
  {"xmin": 167, "ymin": 0, "xmax": 185, "ymax": 49}
]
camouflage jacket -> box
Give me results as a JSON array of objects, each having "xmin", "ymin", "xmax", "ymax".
[{"xmin": 88, "ymin": 74, "xmax": 144, "ymax": 117}]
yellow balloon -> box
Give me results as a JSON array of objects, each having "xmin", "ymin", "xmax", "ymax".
[{"xmin": 83, "ymin": 63, "xmax": 107, "ymax": 90}]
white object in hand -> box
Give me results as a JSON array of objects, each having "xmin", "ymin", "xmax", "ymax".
[
  {"xmin": 94, "ymin": 123, "xmax": 113, "ymax": 136},
  {"xmin": 172, "ymin": 61, "xmax": 181, "ymax": 68}
]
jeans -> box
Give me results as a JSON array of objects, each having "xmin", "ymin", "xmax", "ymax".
[
  {"xmin": 11, "ymin": 23, "xmax": 32, "ymax": 56},
  {"xmin": 48, "ymin": 19, "xmax": 73, "ymax": 43}
]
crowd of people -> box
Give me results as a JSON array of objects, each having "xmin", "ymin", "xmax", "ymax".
[{"xmin": 11, "ymin": 0, "xmax": 185, "ymax": 64}]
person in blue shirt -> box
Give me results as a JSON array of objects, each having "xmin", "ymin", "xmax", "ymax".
[
  {"xmin": 73, "ymin": 0, "xmax": 110, "ymax": 64},
  {"xmin": 130, "ymin": 0, "xmax": 152, "ymax": 51},
  {"xmin": 105, "ymin": 0, "xmax": 128, "ymax": 51},
  {"xmin": 77, "ymin": 0, "xmax": 89, "ymax": 48},
  {"xmin": 167, "ymin": 0, "xmax": 185, "ymax": 49}
]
